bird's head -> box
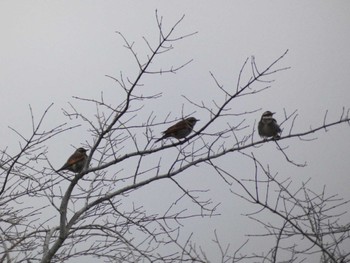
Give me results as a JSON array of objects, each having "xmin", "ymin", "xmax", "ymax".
[
  {"xmin": 76, "ymin": 148, "xmax": 88, "ymax": 153},
  {"xmin": 186, "ymin": 117, "xmax": 199, "ymax": 126},
  {"xmin": 261, "ymin": 111, "xmax": 275, "ymax": 119}
]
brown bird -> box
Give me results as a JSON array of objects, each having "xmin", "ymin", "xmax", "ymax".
[
  {"xmin": 56, "ymin": 148, "xmax": 88, "ymax": 173},
  {"xmin": 155, "ymin": 117, "xmax": 199, "ymax": 142},
  {"xmin": 258, "ymin": 111, "xmax": 281, "ymax": 139}
]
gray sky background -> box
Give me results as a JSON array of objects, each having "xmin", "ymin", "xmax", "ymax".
[{"xmin": 1, "ymin": 1, "xmax": 349, "ymax": 262}]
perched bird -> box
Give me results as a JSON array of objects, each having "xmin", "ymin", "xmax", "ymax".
[
  {"xmin": 258, "ymin": 111, "xmax": 281, "ymax": 139},
  {"xmin": 155, "ymin": 117, "xmax": 199, "ymax": 142},
  {"xmin": 56, "ymin": 148, "xmax": 88, "ymax": 173}
]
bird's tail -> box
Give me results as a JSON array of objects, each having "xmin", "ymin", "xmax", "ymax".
[{"xmin": 55, "ymin": 165, "xmax": 66, "ymax": 173}]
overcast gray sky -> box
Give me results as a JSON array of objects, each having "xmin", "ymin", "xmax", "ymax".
[{"xmin": 1, "ymin": 1, "xmax": 349, "ymax": 262}]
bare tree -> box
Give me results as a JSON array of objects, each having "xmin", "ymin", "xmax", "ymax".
[{"xmin": 1, "ymin": 11, "xmax": 349, "ymax": 263}]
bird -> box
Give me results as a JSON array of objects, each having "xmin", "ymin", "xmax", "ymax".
[
  {"xmin": 155, "ymin": 117, "xmax": 199, "ymax": 142},
  {"xmin": 258, "ymin": 111, "xmax": 281, "ymax": 139},
  {"xmin": 56, "ymin": 147, "xmax": 88, "ymax": 173}
]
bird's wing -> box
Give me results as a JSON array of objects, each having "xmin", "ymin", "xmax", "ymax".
[
  {"xmin": 61, "ymin": 154, "xmax": 85, "ymax": 169},
  {"xmin": 56, "ymin": 152, "xmax": 86, "ymax": 172},
  {"xmin": 163, "ymin": 120, "xmax": 185, "ymax": 135},
  {"xmin": 273, "ymin": 119, "xmax": 282, "ymax": 132},
  {"xmin": 67, "ymin": 154, "xmax": 85, "ymax": 166}
]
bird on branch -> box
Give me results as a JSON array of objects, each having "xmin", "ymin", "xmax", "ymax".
[
  {"xmin": 56, "ymin": 147, "xmax": 88, "ymax": 173},
  {"xmin": 155, "ymin": 117, "xmax": 199, "ymax": 142},
  {"xmin": 258, "ymin": 111, "xmax": 281, "ymax": 139}
]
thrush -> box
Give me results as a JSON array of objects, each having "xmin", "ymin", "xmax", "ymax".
[
  {"xmin": 56, "ymin": 147, "xmax": 88, "ymax": 173},
  {"xmin": 258, "ymin": 111, "xmax": 281, "ymax": 139},
  {"xmin": 155, "ymin": 117, "xmax": 199, "ymax": 142}
]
